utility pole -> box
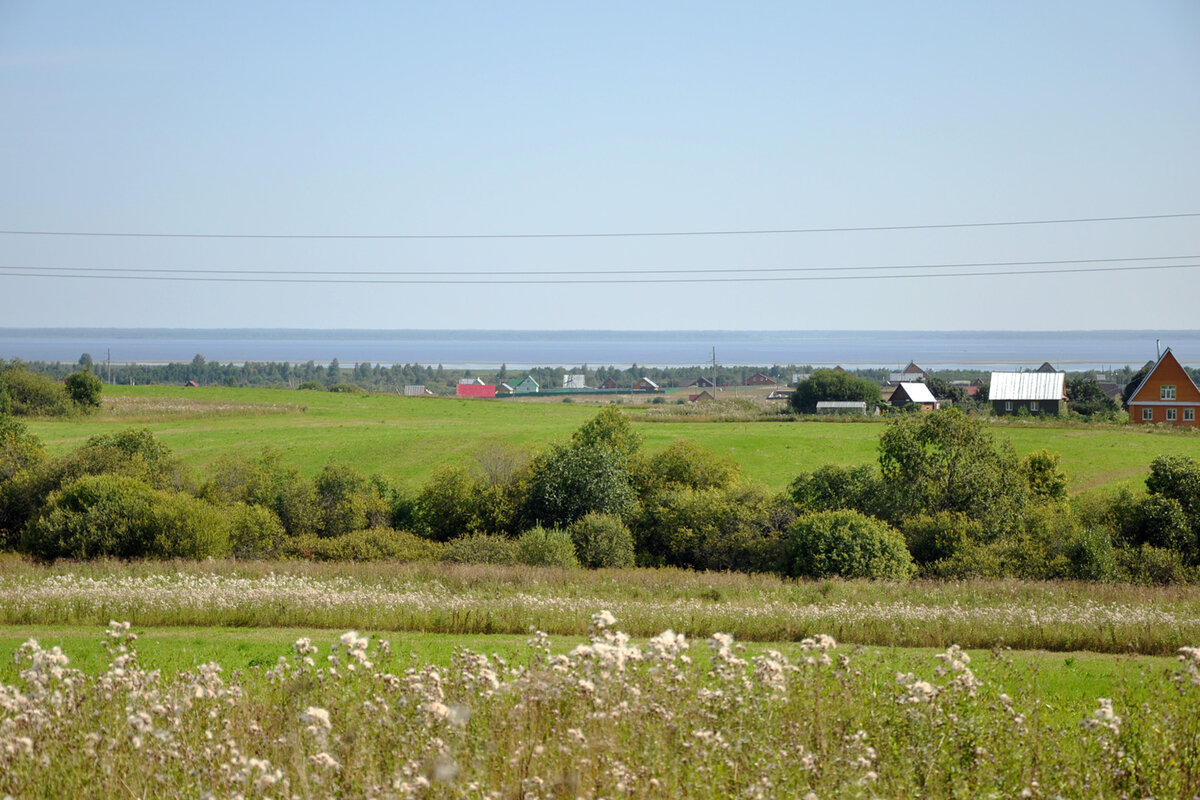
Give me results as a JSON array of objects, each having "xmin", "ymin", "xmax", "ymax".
[
  {"xmin": 712, "ymin": 347, "xmax": 718, "ymax": 393},
  {"xmin": 106, "ymin": 348, "xmax": 111, "ymax": 385}
]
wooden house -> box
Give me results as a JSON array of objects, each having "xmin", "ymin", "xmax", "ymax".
[
  {"xmin": 684, "ymin": 376, "xmax": 716, "ymax": 388},
  {"xmin": 988, "ymin": 371, "xmax": 1067, "ymax": 416},
  {"xmin": 634, "ymin": 377, "xmax": 659, "ymax": 392},
  {"xmin": 688, "ymin": 391, "xmax": 715, "ymax": 403},
  {"xmin": 1126, "ymin": 348, "xmax": 1200, "ymax": 427},
  {"xmin": 512, "ymin": 375, "xmax": 540, "ymax": 394},
  {"xmin": 598, "ymin": 377, "xmax": 620, "ymax": 390},
  {"xmin": 743, "ymin": 372, "xmax": 777, "ymax": 386},
  {"xmin": 888, "ymin": 361, "xmax": 928, "ymax": 384},
  {"xmin": 890, "ymin": 382, "xmax": 937, "ymax": 411}
]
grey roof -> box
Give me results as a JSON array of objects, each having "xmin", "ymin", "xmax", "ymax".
[
  {"xmin": 816, "ymin": 401, "xmax": 867, "ymax": 408},
  {"xmin": 989, "ymin": 371, "xmax": 1066, "ymax": 401}
]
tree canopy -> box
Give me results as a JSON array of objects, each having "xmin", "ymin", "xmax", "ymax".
[{"xmin": 789, "ymin": 369, "xmax": 881, "ymax": 414}]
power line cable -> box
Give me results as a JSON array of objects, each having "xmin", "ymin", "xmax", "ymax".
[
  {"xmin": 0, "ymin": 211, "xmax": 1197, "ymax": 240},
  {"xmin": 2, "ymin": 261, "xmax": 1199, "ymax": 284},
  {"xmin": 3, "ymin": 253, "xmax": 1196, "ymax": 277}
]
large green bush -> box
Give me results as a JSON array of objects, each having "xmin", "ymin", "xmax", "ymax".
[
  {"xmin": 0, "ymin": 365, "xmax": 71, "ymax": 416},
  {"xmin": 64, "ymin": 370, "xmax": 103, "ymax": 409},
  {"xmin": 444, "ymin": 533, "xmax": 518, "ymax": 565},
  {"xmin": 635, "ymin": 483, "xmax": 792, "ymax": 572},
  {"xmin": 23, "ymin": 474, "xmax": 230, "ymax": 560},
  {"xmin": 568, "ymin": 512, "xmax": 635, "ymax": 569},
  {"xmin": 789, "ymin": 463, "xmax": 886, "ymax": 518},
  {"xmin": 515, "ymin": 525, "xmax": 579, "ymax": 569},
  {"xmin": 522, "ymin": 443, "xmax": 637, "ymax": 529},
  {"xmin": 635, "ymin": 439, "xmax": 740, "ymax": 496},
  {"xmin": 227, "ymin": 503, "xmax": 288, "ymax": 558},
  {"xmin": 779, "ymin": 510, "xmax": 915, "ymax": 581}
]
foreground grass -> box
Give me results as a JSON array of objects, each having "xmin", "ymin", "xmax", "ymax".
[
  {"xmin": 22, "ymin": 385, "xmax": 1200, "ymax": 492},
  {"xmin": 2, "ymin": 616, "xmax": 1197, "ymax": 798},
  {"xmin": 3, "ymin": 559, "xmax": 1199, "ymax": 655}
]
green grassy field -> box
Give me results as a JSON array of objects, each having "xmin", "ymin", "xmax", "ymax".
[{"xmin": 22, "ymin": 384, "xmax": 1200, "ymax": 493}]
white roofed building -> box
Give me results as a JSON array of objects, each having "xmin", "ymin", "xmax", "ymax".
[
  {"xmin": 890, "ymin": 381, "xmax": 937, "ymax": 410},
  {"xmin": 988, "ymin": 371, "xmax": 1067, "ymax": 416}
]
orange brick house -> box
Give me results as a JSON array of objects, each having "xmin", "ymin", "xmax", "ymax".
[{"xmin": 1126, "ymin": 348, "xmax": 1200, "ymax": 427}]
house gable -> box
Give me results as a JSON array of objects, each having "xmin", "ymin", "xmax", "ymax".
[{"xmin": 1127, "ymin": 349, "xmax": 1200, "ymax": 426}]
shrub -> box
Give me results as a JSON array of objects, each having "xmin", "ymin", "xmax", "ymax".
[
  {"xmin": 314, "ymin": 461, "xmax": 390, "ymax": 538},
  {"xmin": 635, "ymin": 483, "xmax": 792, "ymax": 573},
  {"xmin": 779, "ymin": 510, "xmax": 915, "ymax": 581},
  {"xmin": 515, "ymin": 525, "xmax": 579, "ymax": 569},
  {"xmin": 568, "ymin": 513, "xmax": 635, "ymax": 568},
  {"xmin": 1115, "ymin": 544, "xmax": 1195, "ymax": 585},
  {"xmin": 636, "ymin": 439, "xmax": 740, "ymax": 496},
  {"xmin": 287, "ymin": 528, "xmax": 444, "ymax": 562},
  {"xmin": 414, "ymin": 464, "xmax": 478, "ymax": 541},
  {"xmin": 328, "ymin": 383, "xmax": 365, "ymax": 393},
  {"xmin": 297, "ymin": 382, "xmax": 326, "ymax": 391},
  {"xmin": 789, "ymin": 464, "xmax": 886, "ymax": 519},
  {"xmin": 64, "ymin": 370, "xmax": 103, "ymax": 409},
  {"xmin": 0, "ymin": 365, "xmax": 70, "ymax": 416},
  {"xmin": 444, "ymin": 533, "xmax": 517, "ymax": 565},
  {"xmin": 901, "ymin": 511, "xmax": 985, "ymax": 567},
  {"xmin": 227, "ymin": 503, "xmax": 288, "ymax": 558},
  {"xmin": 23, "ymin": 475, "xmax": 230, "ymax": 560},
  {"xmin": 1022, "ymin": 448, "xmax": 1069, "ymax": 503}
]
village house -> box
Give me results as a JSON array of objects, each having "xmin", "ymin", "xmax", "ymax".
[
  {"xmin": 512, "ymin": 375, "xmax": 540, "ymax": 394},
  {"xmin": 888, "ymin": 361, "xmax": 928, "ymax": 384},
  {"xmin": 890, "ymin": 382, "xmax": 937, "ymax": 411},
  {"xmin": 683, "ymin": 376, "xmax": 716, "ymax": 388},
  {"xmin": 403, "ymin": 384, "xmax": 432, "ymax": 396},
  {"xmin": 688, "ymin": 390, "xmax": 715, "ymax": 403},
  {"xmin": 743, "ymin": 372, "xmax": 777, "ymax": 386},
  {"xmin": 988, "ymin": 371, "xmax": 1067, "ymax": 416},
  {"xmin": 633, "ymin": 377, "xmax": 659, "ymax": 392},
  {"xmin": 563, "ymin": 374, "xmax": 587, "ymax": 390},
  {"xmin": 1125, "ymin": 348, "xmax": 1200, "ymax": 428},
  {"xmin": 597, "ymin": 377, "xmax": 620, "ymax": 390}
]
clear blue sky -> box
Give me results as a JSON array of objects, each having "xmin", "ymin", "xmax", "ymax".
[{"xmin": 2, "ymin": 2, "xmax": 1198, "ymax": 330}]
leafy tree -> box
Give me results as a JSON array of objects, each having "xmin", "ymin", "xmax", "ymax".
[
  {"xmin": 78, "ymin": 353, "xmax": 93, "ymax": 371},
  {"xmin": 635, "ymin": 439, "xmax": 740, "ymax": 496},
  {"xmin": 1066, "ymin": 376, "xmax": 1119, "ymax": 418},
  {"xmin": 523, "ymin": 443, "xmax": 637, "ymax": 529},
  {"xmin": 924, "ymin": 375, "xmax": 968, "ymax": 406},
  {"xmin": 0, "ymin": 365, "xmax": 70, "ymax": 416},
  {"xmin": 789, "ymin": 369, "xmax": 881, "ymax": 414},
  {"xmin": 877, "ymin": 407, "xmax": 1029, "ymax": 533},
  {"xmin": 414, "ymin": 464, "xmax": 478, "ymax": 541},
  {"xmin": 1123, "ymin": 362, "xmax": 1153, "ymax": 410},
  {"xmin": 570, "ymin": 407, "xmax": 641, "ymax": 464},
  {"xmin": 65, "ymin": 370, "xmax": 103, "ymax": 409},
  {"xmin": 789, "ymin": 463, "xmax": 886, "ymax": 519},
  {"xmin": 1022, "ymin": 448, "xmax": 1069, "ymax": 503}
]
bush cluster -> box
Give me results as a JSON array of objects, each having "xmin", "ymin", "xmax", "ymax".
[{"xmin": 2, "ymin": 405, "xmax": 1198, "ymax": 583}]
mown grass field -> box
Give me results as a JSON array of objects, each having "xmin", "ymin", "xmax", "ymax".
[{"xmin": 21, "ymin": 384, "xmax": 1200, "ymax": 493}]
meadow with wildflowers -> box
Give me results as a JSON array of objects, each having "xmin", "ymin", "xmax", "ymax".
[{"xmin": 3, "ymin": 612, "xmax": 1200, "ymax": 798}]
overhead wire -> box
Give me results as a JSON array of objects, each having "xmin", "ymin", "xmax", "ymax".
[{"xmin": 0, "ymin": 211, "xmax": 1197, "ymax": 241}]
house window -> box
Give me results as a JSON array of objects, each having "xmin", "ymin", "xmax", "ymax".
[
  {"xmin": 1186, "ymin": 409, "xmax": 1196, "ymax": 421},
  {"xmin": 1142, "ymin": 408, "xmax": 1154, "ymax": 421},
  {"xmin": 1030, "ymin": 401, "xmax": 1039, "ymax": 413},
  {"xmin": 1167, "ymin": 408, "xmax": 1178, "ymax": 421},
  {"xmin": 1005, "ymin": 401, "xmax": 1012, "ymax": 412},
  {"xmin": 1161, "ymin": 385, "xmax": 1177, "ymax": 400}
]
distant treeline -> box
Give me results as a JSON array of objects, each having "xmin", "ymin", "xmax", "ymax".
[{"xmin": 11, "ymin": 354, "xmax": 1160, "ymax": 395}]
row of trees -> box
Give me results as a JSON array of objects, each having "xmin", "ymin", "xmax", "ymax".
[{"xmin": 2, "ymin": 405, "xmax": 1197, "ymax": 582}]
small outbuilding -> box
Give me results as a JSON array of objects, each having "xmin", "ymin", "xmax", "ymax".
[
  {"xmin": 455, "ymin": 383, "xmax": 496, "ymax": 399},
  {"xmin": 563, "ymin": 374, "xmax": 587, "ymax": 390},
  {"xmin": 688, "ymin": 391, "xmax": 715, "ymax": 403},
  {"xmin": 403, "ymin": 384, "xmax": 432, "ymax": 396},
  {"xmin": 816, "ymin": 400, "xmax": 869, "ymax": 416},
  {"xmin": 988, "ymin": 371, "xmax": 1067, "ymax": 416}
]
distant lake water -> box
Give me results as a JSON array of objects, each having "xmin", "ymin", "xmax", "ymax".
[{"xmin": 1, "ymin": 329, "xmax": 1196, "ymax": 371}]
